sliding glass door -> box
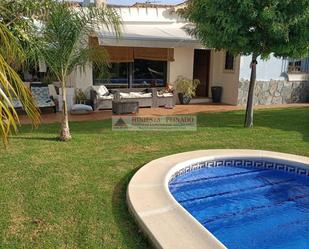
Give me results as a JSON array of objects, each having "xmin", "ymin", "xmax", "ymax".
[{"xmin": 93, "ymin": 60, "xmax": 167, "ymax": 89}]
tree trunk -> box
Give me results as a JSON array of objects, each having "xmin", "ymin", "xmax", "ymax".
[
  {"xmin": 59, "ymin": 82, "xmax": 72, "ymax": 141},
  {"xmin": 244, "ymin": 53, "xmax": 258, "ymax": 128}
]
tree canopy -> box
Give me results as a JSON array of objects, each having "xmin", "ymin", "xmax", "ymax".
[{"xmin": 184, "ymin": 0, "xmax": 309, "ymax": 59}]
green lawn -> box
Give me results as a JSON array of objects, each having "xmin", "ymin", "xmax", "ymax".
[{"xmin": 0, "ymin": 107, "xmax": 308, "ymax": 248}]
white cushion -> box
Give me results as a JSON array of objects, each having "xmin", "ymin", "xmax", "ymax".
[
  {"xmin": 92, "ymin": 85, "xmax": 108, "ymax": 96},
  {"xmin": 142, "ymin": 93, "xmax": 152, "ymax": 98},
  {"xmin": 98, "ymin": 94, "xmax": 113, "ymax": 100},
  {"xmin": 120, "ymin": 92, "xmax": 152, "ymax": 99},
  {"xmin": 71, "ymin": 104, "xmax": 93, "ymax": 115},
  {"xmin": 163, "ymin": 93, "xmax": 173, "ymax": 97},
  {"xmin": 157, "ymin": 92, "xmax": 173, "ymax": 97},
  {"xmin": 129, "ymin": 92, "xmax": 144, "ymax": 98},
  {"xmin": 120, "ymin": 92, "xmax": 130, "ymax": 98}
]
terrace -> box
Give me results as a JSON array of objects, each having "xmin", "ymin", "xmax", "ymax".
[{"xmin": 18, "ymin": 103, "xmax": 309, "ymax": 124}]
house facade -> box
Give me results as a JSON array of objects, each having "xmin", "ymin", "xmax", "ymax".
[{"xmin": 66, "ymin": 1, "xmax": 309, "ymax": 106}]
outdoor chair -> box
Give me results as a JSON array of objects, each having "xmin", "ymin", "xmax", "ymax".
[{"xmin": 30, "ymin": 83, "xmax": 56, "ymax": 113}]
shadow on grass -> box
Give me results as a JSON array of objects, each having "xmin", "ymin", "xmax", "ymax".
[
  {"xmin": 10, "ymin": 136, "xmax": 58, "ymax": 142},
  {"xmin": 197, "ymin": 108, "xmax": 309, "ymax": 142},
  {"xmin": 112, "ymin": 167, "xmax": 153, "ymax": 249},
  {"xmin": 19, "ymin": 107, "xmax": 309, "ymax": 142}
]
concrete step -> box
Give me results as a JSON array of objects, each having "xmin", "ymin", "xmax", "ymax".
[{"xmin": 190, "ymin": 97, "xmax": 212, "ymax": 104}]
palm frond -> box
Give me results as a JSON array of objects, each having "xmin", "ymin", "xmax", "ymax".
[
  {"xmin": 37, "ymin": 2, "xmax": 121, "ymax": 79},
  {"xmin": 0, "ymin": 20, "xmax": 40, "ymax": 146}
]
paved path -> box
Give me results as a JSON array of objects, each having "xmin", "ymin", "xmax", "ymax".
[{"xmin": 19, "ymin": 103, "xmax": 309, "ymax": 124}]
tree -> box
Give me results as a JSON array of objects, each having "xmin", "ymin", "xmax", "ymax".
[
  {"xmin": 36, "ymin": 2, "xmax": 120, "ymax": 141},
  {"xmin": 0, "ymin": 2, "xmax": 41, "ymax": 146},
  {"xmin": 184, "ymin": 0, "xmax": 309, "ymax": 127}
]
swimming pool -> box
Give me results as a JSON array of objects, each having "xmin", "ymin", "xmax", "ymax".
[
  {"xmin": 169, "ymin": 163, "xmax": 309, "ymax": 249},
  {"xmin": 127, "ymin": 150, "xmax": 309, "ymax": 249}
]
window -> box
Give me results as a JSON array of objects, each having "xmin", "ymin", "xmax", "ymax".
[
  {"xmin": 224, "ymin": 51, "xmax": 234, "ymax": 71},
  {"xmin": 93, "ymin": 60, "xmax": 167, "ymax": 89},
  {"xmin": 286, "ymin": 56, "xmax": 309, "ymax": 73},
  {"xmin": 93, "ymin": 63, "xmax": 129, "ymax": 88},
  {"xmin": 133, "ymin": 60, "xmax": 167, "ymax": 88},
  {"xmin": 288, "ymin": 60, "xmax": 303, "ymax": 73}
]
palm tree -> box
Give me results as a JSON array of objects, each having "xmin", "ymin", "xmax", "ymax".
[
  {"xmin": 37, "ymin": 2, "xmax": 121, "ymax": 141},
  {"xmin": 0, "ymin": 3, "xmax": 40, "ymax": 146}
]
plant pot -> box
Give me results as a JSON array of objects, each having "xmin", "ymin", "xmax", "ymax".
[
  {"xmin": 178, "ymin": 93, "xmax": 191, "ymax": 104},
  {"xmin": 211, "ymin": 86, "xmax": 223, "ymax": 103}
]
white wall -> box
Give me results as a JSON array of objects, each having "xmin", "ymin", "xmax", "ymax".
[
  {"xmin": 209, "ymin": 51, "xmax": 240, "ymax": 105},
  {"xmin": 239, "ymin": 55, "xmax": 285, "ymax": 81},
  {"xmin": 67, "ymin": 62, "xmax": 93, "ymax": 91},
  {"xmin": 168, "ymin": 47, "xmax": 194, "ymax": 84}
]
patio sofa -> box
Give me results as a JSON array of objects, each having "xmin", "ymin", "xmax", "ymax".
[{"xmin": 90, "ymin": 85, "xmax": 174, "ymax": 110}]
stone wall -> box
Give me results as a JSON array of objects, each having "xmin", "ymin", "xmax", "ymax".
[{"xmin": 238, "ymin": 80, "xmax": 309, "ymax": 105}]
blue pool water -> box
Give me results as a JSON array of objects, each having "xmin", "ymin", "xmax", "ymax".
[{"xmin": 169, "ymin": 165, "xmax": 309, "ymax": 249}]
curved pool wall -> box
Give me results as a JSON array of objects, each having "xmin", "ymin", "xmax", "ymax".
[{"xmin": 127, "ymin": 150, "xmax": 309, "ymax": 249}]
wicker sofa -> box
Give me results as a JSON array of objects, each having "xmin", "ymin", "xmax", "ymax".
[{"xmin": 90, "ymin": 86, "xmax": 174, "ymax": 110}]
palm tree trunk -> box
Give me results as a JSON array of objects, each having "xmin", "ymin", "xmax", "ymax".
[
  {"xmin": 59, "ymin": 79, "xmax": 71, "ymax": 141},
  {"xmin": 244, "ymin": 53, "xmax": 258, "ymax": 128}
]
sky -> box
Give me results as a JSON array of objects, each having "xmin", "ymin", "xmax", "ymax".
[{"xmin": 107, "ymin": 0, "xmax": 183, "ymax": 5}]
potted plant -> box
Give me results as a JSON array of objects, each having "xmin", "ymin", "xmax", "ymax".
[
  {"xmin": 175, "ymin": 76, "xmax": 200, "ymax": 104},
  {"xmin": 75, "ymin": 88, "xmax": 87, "ymax": 104}
]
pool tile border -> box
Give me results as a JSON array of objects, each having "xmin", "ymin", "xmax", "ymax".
[
  {"xmin": 127, "ymin": 150, "xmax": 309, "ymax": 249},
  {"xmin": 169, "ymin": 158, "xmax": 309, "ymax": 182}
]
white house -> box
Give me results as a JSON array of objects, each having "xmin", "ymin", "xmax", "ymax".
[{"xmin": 31, "ymin": 0, "xmax": 309, "ymax": 106}]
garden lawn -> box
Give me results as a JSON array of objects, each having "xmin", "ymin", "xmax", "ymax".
[{"xmin": 0, "ymin": 107, "xmax": 308, "ymax": 248}]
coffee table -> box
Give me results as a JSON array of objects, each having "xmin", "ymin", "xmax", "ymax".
[{"xmin": 112, "ymin": 100, "xmax": 139, "ymax": 115}]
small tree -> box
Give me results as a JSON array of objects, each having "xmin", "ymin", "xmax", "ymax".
[
  {"xmin": 37, "ymin": 2, "xmax": 120, "ymax": 141},
  {"xmin": 184, "ymin": 0, "xmax": 309, "ymax": 127}
]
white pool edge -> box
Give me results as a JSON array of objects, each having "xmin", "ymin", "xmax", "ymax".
[{"xmin": 127, "ymin": 150, "xmax": 309, "ymax": 249}]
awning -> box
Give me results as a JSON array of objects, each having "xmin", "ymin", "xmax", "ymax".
[
  {"xmin": 96, "ymin": 23, "xmax": 202, "ymax": 48},
  {"xmin": 89, "ymin": 37, "xmax": 175, "ymax": 62}
]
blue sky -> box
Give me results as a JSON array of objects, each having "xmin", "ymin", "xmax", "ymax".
[{"xmin": 107, "ymin": 0, "xmax": 183, "ymax": 5}]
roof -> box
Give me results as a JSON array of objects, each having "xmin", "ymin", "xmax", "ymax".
[
  {"xmin": 132, "ymin": 2, "xmax": 176, "ymax": 8},
  {"xmin": 64, "ymin": 0, "xmax": 187, "ymax": 8}
]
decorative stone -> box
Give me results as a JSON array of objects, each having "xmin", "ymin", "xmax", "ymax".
[
  {"xmin": 274, "ymin": 91, "xmax": 281, "ymax": 97},
  {"xmin": 277, "ymin": 82, "xmax": 284, "ymax": 92},
  {"xmin": 283, "ymin": 81, "xmax": 291, "ymax": 88},
  {"xmin": 265, "ymin": 96, "xmax": 273, "ymax": 105},
  {"xmin": 281, "ymin": 86, "xmax": 292, "ymax": 98},
  {"xmin": 238, "ymin": 80, "xmax": 309, "ymax": 106},
  {"xmin": 262, "ymin": 82, "xmax": 270, "ymax": 91},
  {"xmin": 269, "ymin": 82, "xmax": 278, "ymax": 95},
  {"xmin": 271, "ymin": 96, "xmax": 283, "ymax": 104}
]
